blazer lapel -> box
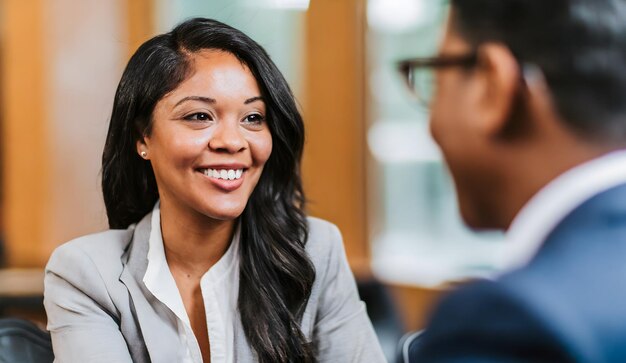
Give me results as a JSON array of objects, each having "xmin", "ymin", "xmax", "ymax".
[{"xmin": 119, "ymin": 212, "xmax": 181, "ymax": 363}]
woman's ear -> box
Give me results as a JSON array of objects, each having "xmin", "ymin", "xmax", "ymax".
[
  {"xmin": 136, "ymin": 138, "xmax": 149, "ymax": 160},
  {"xmin": 475, "ymin": 43, "xmax": 521, "ymax": 138}
]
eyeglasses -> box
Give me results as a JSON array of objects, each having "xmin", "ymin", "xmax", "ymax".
[{"xmin": 397, "ymin": 52, "xmax": 478, "ymax": 107}]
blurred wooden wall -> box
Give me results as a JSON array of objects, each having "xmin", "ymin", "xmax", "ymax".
[
  {"xmin": 125, "ymin": 0, "xmax": 154, "ymax": 59},
  {"xmin": 302, "ymin": 0, "xmax": 444, "ymax": 332},
  {"xmin": 0, "ymin": 0, "xmax": 51, "ymax": 267},
  {"xmin": 0, "ymin": 0, "xmax": 152, "ymax": 267},
  {"xmin": 303, "ymin": 0, "xmax": 371, "ymax": 276}
]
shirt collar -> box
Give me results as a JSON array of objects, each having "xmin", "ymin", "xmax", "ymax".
[
  {"xmin": 143, "ymin": 201, "xmax": 240, "ymax": 324},
  {"xmin": 501, "ymin": 149, "xmax": 626, "ymax": 272}
]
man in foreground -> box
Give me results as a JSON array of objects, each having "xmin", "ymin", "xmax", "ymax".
[{"xmin": 399, "ymin": 0, "xmax": 626, "ymax": 361}]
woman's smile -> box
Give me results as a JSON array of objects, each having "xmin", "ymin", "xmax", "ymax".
[
  {"xmin": 139, "ymin": 49, "xmax": 273, "ymax": 221},
  {"xmin": 196, "ymin": 164, "xmax": 248, "ymax": 192}
]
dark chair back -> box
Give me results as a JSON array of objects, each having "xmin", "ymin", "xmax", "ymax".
[
  {"xmin": 396, "ymin": 330, "xmax": 423, "ymax": 363},
  {"xmin": 0, "ymin": 318, "xmax": 53, "ymax": 363}
]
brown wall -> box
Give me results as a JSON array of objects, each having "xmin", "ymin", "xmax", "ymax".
[
  {"xmin": 303, "ymin": 0, "xmax": 370, "ymax": 276},
  {"xmin": 0, "ymin": 0, "xmax": 144, "ymax": 267},
  {"xmin": 302, "ymin": 0, "xmax": 446, "ymax": 330},
  {"xmin": 125, "ymin": 0, "xmax": 155, "ymax": 58},
  {"xmin": 0, "ymin": 0, "xmax": 51, "ymax": 267}
]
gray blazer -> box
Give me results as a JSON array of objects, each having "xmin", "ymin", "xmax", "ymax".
[{"xmin": 44, "ymin": 213, "xmax": 386, "ymax": 363}]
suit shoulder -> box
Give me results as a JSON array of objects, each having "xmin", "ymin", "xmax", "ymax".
[
  {"xmin": 432, "ymin": 279, "xmax": 506, "ymax": 318},
  {"xmin": 306, "ymin": 216, "xmax": 340, "ymax": 234},
  {"xmin": 417, "ymin": 279, "xmax": 588, "ymax": 361},
  {"xmin": 305, "ymin": 216, "xmax": 343, "ymax": 255},
  {"xmin": 434, "ymin": 278, "xmax": 556, "ymax": 323},
  {"xmin": 47, "ymin": 228, "xmax": 134, "ymax": 275}
]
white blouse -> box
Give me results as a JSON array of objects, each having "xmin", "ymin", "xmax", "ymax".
[{"xmin": 143, "ymin": 202, "xmax": 239, "ymax": 363}]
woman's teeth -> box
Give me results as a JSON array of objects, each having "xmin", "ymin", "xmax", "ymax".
[{"xmin": 203, "ymin": 168, "xmax": 244, "ymax": 180}]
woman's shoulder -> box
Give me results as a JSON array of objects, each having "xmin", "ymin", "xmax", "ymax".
[
  {"xmin": 44, "ymin": 227, "xmax": 139, "ymax": 331},
  {"xmin": 46, "ymin": 227, "xmax": 135, "ymax": 276},
  {"xmin": 305, "ymin": 216, "xmax": 345, "ymax": 265}
]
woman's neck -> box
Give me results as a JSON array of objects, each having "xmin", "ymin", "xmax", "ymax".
[{"xmin": 159, "ymin": 199, "xmax": 236, "ymax": 278}]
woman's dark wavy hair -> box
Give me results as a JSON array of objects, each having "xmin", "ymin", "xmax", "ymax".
[{"xmin": 101, "ymin": 18, "xmax": 316, "ymax": 363}]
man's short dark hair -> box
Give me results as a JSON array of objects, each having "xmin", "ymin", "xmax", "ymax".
[{"xmin": 452, "ymin": 0, "xmax": 626, "ymax": 143}]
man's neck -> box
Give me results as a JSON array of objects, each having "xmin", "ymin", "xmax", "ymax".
[{"xmin": 498, "ymin": 139, "xmax": 618, "ymax": 230}]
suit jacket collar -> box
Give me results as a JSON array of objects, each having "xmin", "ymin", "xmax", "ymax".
[
  {"xmin": 119, "ymin": 211, "xmax": 181, "ymax": 363},
  {"xmin": 503, "ymin": 150, "xmax": 626, "ymax": 272},
  {"xmin": 539, "ymin": 183, "xmax": 626, "ymax": 253}
]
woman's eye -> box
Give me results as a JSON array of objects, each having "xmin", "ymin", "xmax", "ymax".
[
  {"xmin": 183, "ymin": 112, "xmax": 212, "ymax": 121},
  {"xmin": 243, "ymin": 113, "xmax": 265, "ymax": 124}
]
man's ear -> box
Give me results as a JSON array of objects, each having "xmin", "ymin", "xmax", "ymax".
[{"xmin": 475, "ymin": 43, "xmax": 521, "ymax": 137}]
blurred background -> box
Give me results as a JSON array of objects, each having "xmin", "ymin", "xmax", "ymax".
[{"xmin": 0, "ymin": 0, "xmax": 508, "ymax": 360}]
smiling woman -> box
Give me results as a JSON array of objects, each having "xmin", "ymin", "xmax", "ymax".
[
  {"xmin": 142, "ymin": 50, "xmax": 272, "ymax": 223},
  {"xmin": 42, "ymin": 18, "xmax": 385, "ymax": 363}
]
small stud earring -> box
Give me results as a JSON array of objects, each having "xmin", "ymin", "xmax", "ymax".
[{"xmin": 140, "ymin": 151, "xmax": 147, "ymax": 158}]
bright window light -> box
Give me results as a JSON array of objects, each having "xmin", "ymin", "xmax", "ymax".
[
  {"xmin": 367, "ymin": 0, "xmax": 428, "ymax": 33},
  {"xmin": 367, "ymin": 120, "xmax": 442, "ymax": 163},
  {"xmin": 270, "ymin": 0, "xmax": 310, "ymax": 10}
]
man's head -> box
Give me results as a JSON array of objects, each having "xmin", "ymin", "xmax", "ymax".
[{"xmin": 428, "ymin": 0, "xmax": 626, "ymax": 229}]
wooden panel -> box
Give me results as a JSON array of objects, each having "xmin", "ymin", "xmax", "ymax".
[
  {"xmin": 0, "ymin": 0, "xmax": 51, "ymax": 267},
  {"xmin": 125, "ymin": 0, "xmax": 155, "ymax": 58},
  {"xmin": 42, "ymin": 0, "xmax": 128, "ymax": 258},
  {"xmin": 0, "ymin": 0, "xmax": 153, "ymax": 267},
  {"xmin": 303, "ymin": 0, "xmax": 369, "ymax": 275}
]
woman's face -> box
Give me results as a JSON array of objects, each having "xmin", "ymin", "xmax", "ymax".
[{"xmin": 138, "ymin": 49, "xmax": 272, "ymax": 222}]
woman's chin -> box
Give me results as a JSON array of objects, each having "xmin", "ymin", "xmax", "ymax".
[{"xmin": 200, "ymin": 206, "xmax": 245, "ymax": 222}]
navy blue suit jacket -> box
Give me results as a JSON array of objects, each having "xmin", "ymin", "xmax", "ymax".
[{"xmin": 411, "ymin": 184, "xmax": 626, "ymax": 362}]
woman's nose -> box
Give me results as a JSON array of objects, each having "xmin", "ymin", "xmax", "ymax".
[{"xmin": 208, "ymin": 121, "xmax": 246, "ymax": 153}]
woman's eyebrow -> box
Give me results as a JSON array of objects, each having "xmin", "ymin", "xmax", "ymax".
[
  {"xmin": 244, "ymin": 96, "xmax": 263, "ymax": 104},
  {"xmin": 174, "ymin": 96, "xmax": 216, "ymax": 107}
]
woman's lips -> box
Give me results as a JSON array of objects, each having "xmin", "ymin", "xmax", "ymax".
[{"xmin": 197, "ymin": 168, "xmax": 246, "ymax": 192}]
